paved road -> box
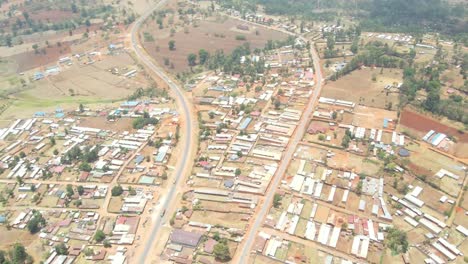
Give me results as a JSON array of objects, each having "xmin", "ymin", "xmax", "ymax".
[
  {"xmin": 129, "ymin": 0, "xmax": 195, "ymax": 262},
  {"xmin": 237, "ymin": 38, "xmax": 324, "ymax": 262}
]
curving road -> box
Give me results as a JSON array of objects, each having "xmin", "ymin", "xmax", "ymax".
[{"xmin": 130, "ymin": 0, "xmax": 195, "ymax": 263}]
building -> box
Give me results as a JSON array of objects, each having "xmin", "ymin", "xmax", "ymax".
[{"xmin": 170, "ymin": 229, "xmax": 203, "ymax": 247}]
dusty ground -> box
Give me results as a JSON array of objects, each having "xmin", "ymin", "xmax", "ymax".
[
  {"xmin": 321, "ymin": 67, "xmax": 402, "ymax": 109},
  {"xmin": 142, "ymin": 15, "xmax": 287, "ymax": 73}
]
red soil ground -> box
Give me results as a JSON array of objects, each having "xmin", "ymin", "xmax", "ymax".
[{"xmin": 400, "ymin": 108, "xmax": 468, "ymax": 143}]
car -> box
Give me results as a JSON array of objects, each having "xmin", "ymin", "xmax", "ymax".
[{"xmin": 161, "ymin": 209, "xmax": 166, "ymax": 217}]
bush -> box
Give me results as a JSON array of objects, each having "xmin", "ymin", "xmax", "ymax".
[
  {"xmin": 213, "ymin": 241, "xmax": 231, "ymax": 261},
  {"xmin": 94, "ymin": 230, "xmax": 106, "ymax": 242},
  {"xmin": 111, "ymin": 185, "xmax": 123, "ymax": 196},
  {"xmin": 235, "ymin": 35, "xmax": 246, "ymax": 41},
  {"xmin": 273, "ymin": 194, "xmax": 282, "ymax": 208}
]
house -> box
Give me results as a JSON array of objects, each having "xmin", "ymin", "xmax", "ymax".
[
  {"xmin": 204, "ymin": 238, "xmax": 217, "ymax": 254},
  {"xmin": 170, "ymin": 229, "xmax": 203, "ymax": 247}
]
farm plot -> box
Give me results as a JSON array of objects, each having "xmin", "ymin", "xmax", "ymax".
[{"xmin": 321, "ymin": 68, "xmax": 402, "ymax": 109}]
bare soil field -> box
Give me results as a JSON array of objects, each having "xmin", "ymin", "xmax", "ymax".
[
  {"xmin": 352, "ymin": 105, "xmax": 397, "ymax": 128},
  {"xmin": 142, "ymin": 17, "xmax": 287, "ymax": 73},
  {"xmin": 9, "ymin": 43, "xmax": 72, "ymax": 72},
  {"xmin": 321, "ymin": 68, "xmax": 402, "ymax": 109},
  {"xmin": 79, "ymin": 117, "xmax": 134, "ymax": 132},
  {"xmin": 0, "ymin": 226, "xmax": 37, "ymax": 250},
  {"xmin": 400, "ymin": 108, "xmax": 468, "ymax": 143}
]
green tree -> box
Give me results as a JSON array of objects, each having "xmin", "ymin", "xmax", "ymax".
[
  {"xmin": 168, "ymin": 40, "xmax": 175, "ymax": 50},
  {"xmin": 386, "ymin": 228, "xmax": 409, "ymax": 254},
  {"xmin": 66, "ymin": 184, "xmax": 74, "ymax": 197},
  {"xmin": 27, "ymin": 211, "xmax": 45, "ymax": 234},
  {"xmin": 273, "ymin": 193, "xmax": 282, "ymax": 208},
  {"xmin": 79, "ymin": 162, "xmax": 92, "ymax": 172},
  {"xmin": 187, "ymin": 53, "xmax": 197, "ymax": 67},
  {"xmin": 77, "ymin": 185, "xmax": 84, "ymax": 195},
  {"xmin": 213, "ymin": 241, "xmax": 231, "ymax": 261},
  {"xmin": 94, "ymin": 230, "xmax": 106, "ymax": 242},
  {"xmin": 199, "ymin": 49, "xmax": 209, "ymax": 65},
  {"xmin": 10, "ymin": 243, "xmax": 30, "ymax": 263},
  {"xmin": 327, "ymin": 35, "xmax": 335, "ymax": 50},
  {"xmin": 55, "ymin": 243, "xmax": 68, "ymax": 255},
  {"xmin": 111, "ymin": 185, "xmax": 124, "ymax": 196}
]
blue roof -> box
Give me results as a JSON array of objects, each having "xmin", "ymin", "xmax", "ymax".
[
  {"xmin": 33, "ymin": 72, "xmax": 44, "ymax": 80},
  {"xmin": 34, "ymin": 111, "xmax": 46, "ymax": 117},
  {"xmin": 135, "ymin": 155, "xmax": 144, "ymax": 164},
  {"xmin": 383, "ymin": 119, "xmax": 389, "ymax": 128},
  {"xmin": 55, "ymin": 113, "xmax": 65, "ymax": 118},
  {"xmin": 239, "ymin": 117, "xmax": 252, "ymax": 130},
  {"xmin": 121, "ymin": 101, "xmax": 139, "ymax": 107},
  {"xmin": 398, "ymin": 148, "xmax": 410, "ymax": 157},
  {"xmin": 155, "ymin": 152, "xmax": 166, "ymax": 162},
  {"xmin": 0, "ymin": 215, "xmax": 6, "ymax": 223},
  {"xmin": 224, "ymin": 180, "xmax": 234, "ymax": 188}
]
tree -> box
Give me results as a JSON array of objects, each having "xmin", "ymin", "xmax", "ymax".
[
  {"xmin": 79, "ymin": 162, "xmax": 92, "ymax": 172},
  {"xmin": 187, "ymin": 53, "xmax": 197, "ymax": 67},
  {"xmin": 55, "ymin": 243, "xmax": 68, "ymax": 255},
  {"xmin": 111, "ymin": 185, "xmax": 123, "ymax": 196},
  {"xmin": 79, "ymin": 103, "xmax": 85, "ymax": 113},
  {"xmin": 94, "ymin": 230, "xmax": 106, "ymax": 242},
  {"xmin": 213, "ymin": 242, "xmax": 231, "ymax": 261},
  {"xmin": 168, "ymin": 40, "xmax": 175, "ymax": 50},
  {"xmin": 10, "ymin": 243, "xmax": 30, "ymax": 263},
  {"xmin": 273, "ymin": 193, "xmax": 282, "ymax": 208},
  {"xmin": 386, "ymin": 228, "xmax": 409, "ymax": 254},
  {"xmin": 66, "ymin": 184, "xmax": 74, "ymax": 197},
  {"xmin": 27, "ymin": 211, "xmax": 45, "ymax": 234},
  {"xmin": 53, "ymin": 149, "xmax": 59, "ymax": 155},
  {"xmin": 49, "ymin": 137, "xmax": 56, "ymax": 146},
  {"xmin": 199, "ymin": 49, "xmax": 209, "ymax": 65},
  {"xmin": 77, "ymin": 185, "xmax": 84, "ymax": 195},
  {"xmin": 327, "ymin": 35, "xmax": 335, "ymax": 50},
  {"xmin": 235, "ymin": 168, "xmax": 241, "ymax": 176},
  {"xmin": 32, "ymin": 44, "xmax": 39, "ymax": 54}
]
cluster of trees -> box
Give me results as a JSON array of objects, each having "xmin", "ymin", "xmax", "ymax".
[
  {"xmin": 362, "ymin": 0, "xmax": 467, "ymax": 36},
  {"xmin": 400, "ymin": 63, "xmax": 467, "ymax": 124},
  {"xmin": 332, "ymin": 41, "xmax": 406, "ymax": 80},
  {"xmin": 212, "ymin": 234, "xmax": 231, "ymax": 261},
  {"xmin": 132, "ymin": 112, "xmax": 159, "ymax": 129},
  {"xmin": 222, "ymin": 0, "xmax": 467, "ymax": 42},
  {"xmin": 341, "ymin": 129, "xmax": 353, "ymax": 148},
  {"xmin": 0, "ymin": 3, "xmax": 115, "ymax": 46},
  {"xmin": 62, "ymin": 145, "xmax": 99, "ymax": 166},
  {"xmin": 127, "ymin": 86, "xmax": 167, "ymax": 101},
  {"xmin": 27, "ymin": 210, "xmax": 46, "ymax": 234},
  {"xmin": 0, "ymin": 243, "xmax": 33, "ymax": 264},
  {"xmin": 386, "ymin": 227, "xmax": 409, "ymax": 254}
]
